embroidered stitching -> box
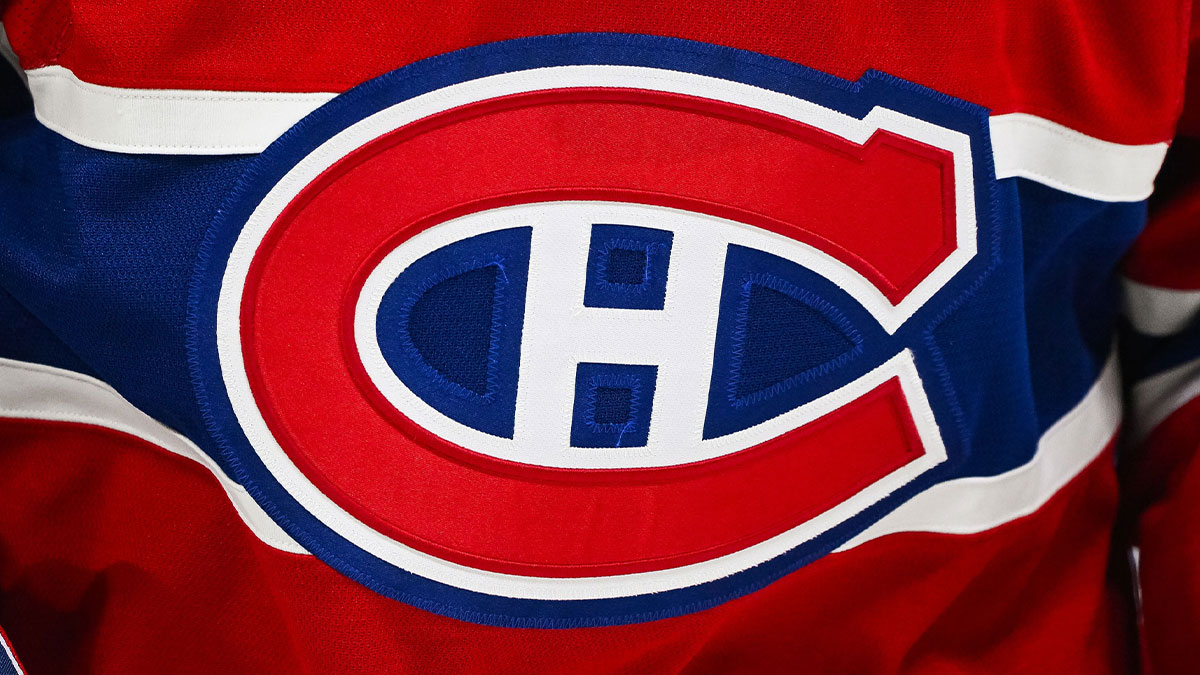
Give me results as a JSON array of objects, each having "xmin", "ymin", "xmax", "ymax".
[
  {"xmin": 394, "ymin": 255, "xmax": 508, "ymax": 403},
  {"xmin": 581, "ymin": 372, "xmax": 644, "ymax": 447},
  {"xmin": 726, "ymin": 271, "xmax": 864, "ymax": 409},
  {"xmin": 594, "ymin": 238, "xmax": 664, "ymax": 293}
]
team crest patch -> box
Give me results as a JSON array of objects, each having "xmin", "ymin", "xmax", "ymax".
[{"xmin": 188, "ymin": 33, "xmax": 1011, "ymax": 626}]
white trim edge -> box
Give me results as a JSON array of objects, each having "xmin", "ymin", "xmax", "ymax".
[
  {"xmin": 0, "ymin": 626, "xmax": 23, "ymax": 675},
  {"xmin": 1129, "ymin": 354, "xmax": 1200, "ymax": 445},
  {"xmin": 989, "ymin": 112, "xmax": 1167, "ymax": 203},
  {"xmin": 18, "ymin": 64, "xmax": 1167, "ymax": 201},
  {"xmin": 25, "ymin": 65, "xmax": 335, "ymax": 155},
  {"xmin": 839, "ymin": 351, "xmax": 1121, "ymax": 550},
  {"xmin": 0, "ymin": 357, "xmax": 307, "ymax": 554},
  {"xmin": 1123, "ymin": 278, "xmax": 1200, "ymax": 337},
  {"xmin": 0, "ymin": 354, "xmax": 1120, "ymax": 586}
]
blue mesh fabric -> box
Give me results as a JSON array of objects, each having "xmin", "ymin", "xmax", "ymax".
[
  {"xmin": 0, "ymin": 112, "xmax": 253, "ymax": 465},
  {"xmin": 592, "ymin": 386, "xmax": 634, "ymax": 424},
  {"xmin": 583, "ymin": 224, "xmax": 673, "ymax": 310},
  {"xmin": 370, "ymin": 227, "xmax": 529, "ymax": 439},
  {"xmin": 0, "ymin": 286, "xmax": 95, "ymax": 376},
  {"xmin": 736, "ymin": 284, "xmax": 855, "ymax": 397},
  {"xmin": 604, "ymin": 248, "xmax": 647, "ymax": 285},
  {"xmin": 570, "ymin": 362, "xmax": 657, "ymax": 448},
  {"xmin": 406, "ymin": 265, "xmax": 499, "ymax": 396}
]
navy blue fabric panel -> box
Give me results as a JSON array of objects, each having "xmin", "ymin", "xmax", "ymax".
[
  {"xmin": 0, "ymin": 113, "xmax": 252, "ymax": 465},
  {"xmin": 0, "ymin": 128, "xmax": 1137, "ymax": 482},
  {"xmin": 604, "ymin": 248, "xmax": 647, "ymax": 285},
  {"xmin": 408, "ymin": 265, "xmax": 501, "ymax": 396},
  {"xmin": 583, "ymin": 224, "xmax": 673, "ymax": 310},
  {"xmin": 1017, "ymin": 179, "xmax": 1146, "ymax": 431},
  {"xmin": 593, "ymin": 386, "xmax": 635, "ymax": 424},
  {"xmin": 703, "ymin": 245, "xmax": 873, "ymax": 440},
  {"xmin": 735, "ymin": 275, "xmax": 860, "ymax": 399},
  {"xmin": 375, "ymin": 227, "xmax": 531, "ymax": 439},
  {"xmin": 922, "ymin": 180, "xmax": 1034, "ymax": 476},
  {"xmin": 570, "ymin": 362, "xmax": 657, "ymax": 448},
  {"xmin": 0, "ymin": 285, "xmax": 95, "ymax": 376}
]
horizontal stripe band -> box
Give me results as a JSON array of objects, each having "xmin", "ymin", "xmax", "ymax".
[
  {"xmin": 0, "ymin": 357, "xmax": 306, "ymax": 554},
  {"xmin": 0, "ymin": 353, "xmax": 1120, "ymax": 578},
  {"xmin": 840, "ymin": 352, "xmax": 1120, "ymax": 549},
  {"xmin": 1129, "ymin": 354, "xmax": 1200, "ymax": 445},
  {"xmin": 17, "ymin": 64, "xmax": 1166, "ymax": 202},
  {"xmin": 1123, "ymin": 278, "xmax": 1200, "ymax": 337},
  {"xmin": 988, "ymin": 112, "xmax": 1166, "ymax": 203},
  {"xmin": 24, "ymin": 65, "xmax": 333, "ymax": 155}
]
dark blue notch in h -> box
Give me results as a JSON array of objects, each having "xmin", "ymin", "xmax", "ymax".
[
  {"xmin": 571, "ymin": 362, "xmax": 658, "ymax": 448},
  {"xmin": 583, "ymin": 224, "xmax": 673, "ymax": 310}
]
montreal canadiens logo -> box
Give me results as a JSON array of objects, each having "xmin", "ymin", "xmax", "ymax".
[{"xmin": 190, "ymin": 34, "xmax": 1000, "ymax": 625}]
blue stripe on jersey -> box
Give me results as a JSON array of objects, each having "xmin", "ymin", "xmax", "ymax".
[
  {"xmin": 0, "ymin": 111, "xmax": 252, "ymax": 468},
  {"xmin": 0, "ymin": 113, "xmax": 1145, "ymax": 481},
  {"xmin": 1017, "ymin": 180, "xmax": 1146, "ymax": 429}
]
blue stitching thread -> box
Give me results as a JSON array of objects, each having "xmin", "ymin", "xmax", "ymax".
[
  {"xmin": 391, "ymin": 255, "xmax": 508, "ymax": 403},
  {"xmin": 581, "ymin": 372, "xmax": 643, "ymax": 446},
  {"xmin": 726, "ymin": 271, "xmax": 864, "ymax": 409},
  {"xmin": 593, "ymin": 238, "xmax": 665, "ymax": 294},
  {"xmin": 921, "ymin": 173, "xmax": 1006, "ymax": 456}
]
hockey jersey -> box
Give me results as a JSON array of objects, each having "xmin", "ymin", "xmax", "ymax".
[{"xmin": 0, "ymin": 1, "xmax": 1199, "ymax": 673}]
